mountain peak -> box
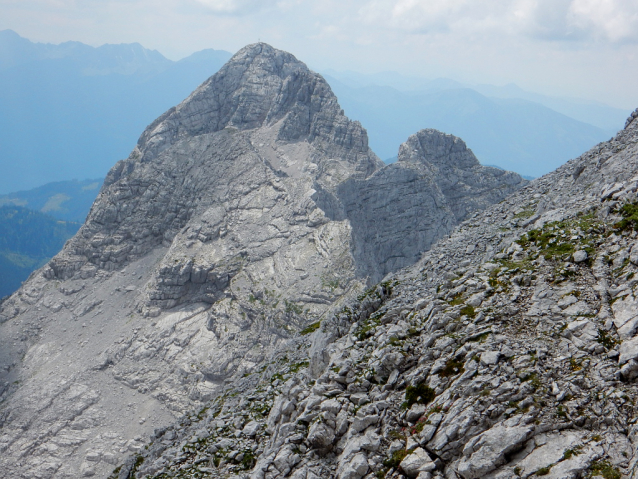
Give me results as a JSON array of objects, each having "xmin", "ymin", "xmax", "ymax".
[
  {"xmin": 135, "ymin": 42, "xmax": 376, "ymax": 172},
  {"xmin": 0, "ymin": 29, "xmax": 21, "ymax": 39},
  {"xmin": 233, "ymin": 41, "xmax": 294, "ymax": 60},
  {"xmin": 399, "ymin": 128, "xmax": 480, "ymax": 169}
]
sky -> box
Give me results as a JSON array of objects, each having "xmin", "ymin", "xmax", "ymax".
[{"xmin": 1, "ymin": 0, "xmax": 638, "ymax": 109}]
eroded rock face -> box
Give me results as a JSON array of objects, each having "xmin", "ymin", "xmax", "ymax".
[
  {"xmin": 339, "ymin": 129, "xmax": 526, "ymax": 281},
  {"xmin": 0, "ymin": 43, "xmax": 527, "ymax": 478},
  {"xmin": 123, "ymin": 111, "xmax": 638, "ymax": 479}
]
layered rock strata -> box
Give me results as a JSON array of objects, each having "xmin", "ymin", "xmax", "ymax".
[
  {"xmin": 121, "ymin": 111, "xmax": 638, "ymax": 479},
  {"xmin": 0, "ymin": 43, "xmax": 525, "ymax": 479}
]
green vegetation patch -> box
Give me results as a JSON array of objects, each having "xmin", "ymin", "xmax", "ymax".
[
  {"xmin": 375, "ymin": 469, "xmax": 389, "ymax": 479},
  {"xmin": 300, "ymin": 321, "xmax": 321, "ymax": 335},
  {"xmin": 447, "ymin": 292, "xmax": 464, "ymax": 306},
  {"xmin": 597, "ymin": 328, "xmax": 619, "ymax": 350},
  {"xmin": 556, "ymin": 405, "xmax": 568, "ymax": 419},
  {"xmin": 358, "ymin": 280, "xmax": 396, "ymax": 302},
  {"xmin": 521, "ymin": 372, "xmax": 542, "ymax": 391},
  {"xmin": 562, "ymin": 445, "xmax": 582, "ymax": 460},
  {"xmin": 516, "ymin": 216, "xmax": 600, "ymax": 263},
  {"xmin": 459, "ymin": 305, "xmax": 476, "ymax": 318},
  {"xmin": 355, "ymin": 316, "xmax": 381, "ymax": 341},
  {"xmin": 589, "ymin": 460, "xmax": 621, "ymax": 479},
  {"xmin": 383, "ymin": 448, "xmax": 408, "ymax": 468},
  {"xmin": 522, "ymin": 227, "xmax": 575, "ymax": 259},
  {"xmin": 240, "ymin": 450, "xmax": 256, "ymax": 470},
  {"xmin": 439, "ymin": 358, "xmax": 465, "ymax": 377},
  {"xmin": 613, "ymin": 201, "xmax": 638, "ymax": 232},
  {"xmin": 513, "ymin": 209, "xmax": 535, "ymax": 219},
  {"xmin": 535, "ymin": 465, "xmax": 552, "ymax": 475},
  {"xmin": 289, "ymin": 361, "xmax": 309, "ymax": 373},
  {"xmin": 284, "ymin": 299, "xmax": 304, "ymax": 315},
  {"xmin": 467, "ymin": 332, "xmax": 490, "ymax": 343},
  {"xmin": 402, "ymin": 383, "xmax": 436, "ymax": 409}
]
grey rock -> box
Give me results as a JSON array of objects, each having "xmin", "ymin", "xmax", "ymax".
[
  {"xmin": 407, "ymin": 404, "xmax": 427, "ymax": 423},
  {"xmin": 399, "ymin": 447, "xmax": 436, "ymax": 478},
  {"xmin": 619, "ymin": 337, "xmax": 638, "ymax": 365},
  {"xmin": 338, "ymin": 452, "xmax": 368, "ymax": 479},
  {"xmin": 350, "ymin": 415, "xmax": 377, "ymax": 433},
  {"xmin": 307, "ymin": 422, "xmax": 335, "ymax": 451},
  {"xmin": 457, "ymin": 424, "xmax": 534, "ymax": 478},
  {"xmin": 480, "ymin": 351, "xmax": 500, "ymax": 366},
  {"xmin": 572, "ymin": 250, "xmax": 588, "ymax": 262},
  {"xmin": 243, "ymin": 420, "xmax": 261, "ymax": 437},
  {"xmin": 388, "ymin": 440, "xmax": 405, "ymax": 454}
]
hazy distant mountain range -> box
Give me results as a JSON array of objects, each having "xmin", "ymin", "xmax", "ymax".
[
  {"xmin": 0, "ymin": 29, "xmax": 631, "ymax": 191},
  {"xmin": 0, "ymin": 205, "xmax": 79, "ymax": 298},
  {"xmin": 322, "ymin": 74, "xmax": 628, "ymax": 177},
  {"xmin": 322, "ymin": 69, "xmax": 629, "ymax": 132},
  {"xmin": 0, "ymin": 178, "xmax": 103, "ymax": 222}
]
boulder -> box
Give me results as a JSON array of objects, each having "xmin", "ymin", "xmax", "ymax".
[
  {"xmin": 457, "ymin": 425, "xmax": 534, "ymax": 478},
  {"xmin": 400, "ymin": 447, "xmax": 436, "ymax": 478}
]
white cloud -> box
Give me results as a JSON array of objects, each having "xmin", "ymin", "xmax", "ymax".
[
  {"xmin": 570, "ymin": 0, "xmax": 638, "ymax": 42},
  {"xmin": 193, "ymin": 0, "xmax": 276, "ymax": 15},
  {"xmin": 357, "ymin": 0, "xmax": 638, "ymax": 43}
]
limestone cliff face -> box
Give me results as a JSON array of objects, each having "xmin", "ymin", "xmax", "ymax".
[
  {"xmin": 0, "ymin": 43, "xmax": 526, "ymax": 479},
  {"xmin": 399, "ymin": 129, "xmax": 525, "ymax": 222},
  {"xmin": 339, "ymin": 129, "xmax": 526, "ymax": 282},
  {"xmin": 45, "ymin": 43, "xmax": 381, "ymax": 286}
]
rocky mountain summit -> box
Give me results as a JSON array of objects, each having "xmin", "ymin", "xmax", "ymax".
[{"xmin": 0, "ymin": 43, "xmax": 524, "ymax": 479}]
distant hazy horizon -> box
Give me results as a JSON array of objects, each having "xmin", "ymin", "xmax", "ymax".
[
  {"xmin": 0, "ymin": 28, "xmax": 632, "ymax": 192},
  {"xmin": 2, "ymin": 0, "xmax": 637, "ymax": 111}
]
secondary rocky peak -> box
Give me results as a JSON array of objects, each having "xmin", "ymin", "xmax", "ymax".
[
  {"xmin": 399, "ymin": 128, "xmax": 479, "ymax": 170},
  {"xmin": 397, "ymin": 128, "xmax": 527, "ymax": 223},
  {"xmin": 336, "ymin": 129, "xmax": 526, "ymax": 282}
]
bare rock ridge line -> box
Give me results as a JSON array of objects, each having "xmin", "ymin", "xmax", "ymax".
[
  {"xmin": 124, "ymin": 108, "xmax": 638, "ymax": 479},
  {"xmin": 338, "ymin": 129, "xmax": 525, "ymax": 281},
  {"xmin": 0, "ymin": 42, "xmax": 525, "ymax": 479}
]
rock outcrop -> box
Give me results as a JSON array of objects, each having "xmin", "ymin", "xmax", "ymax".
[
  {"xmin": 119, "ymin": 110, "xmax": 638, "ymax": 479},
  {"xmin": 339, "ymin": 129, "xmax": 524, "ymax": 281},
  {"xmin": 0, "ymin": 43, "xmax": 526, "ymax": 479}
]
